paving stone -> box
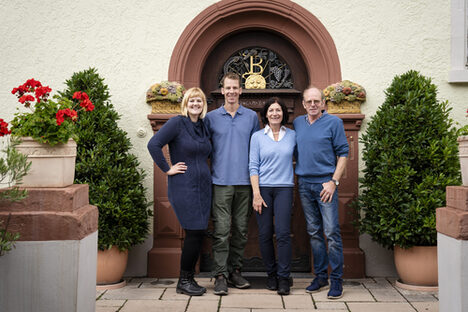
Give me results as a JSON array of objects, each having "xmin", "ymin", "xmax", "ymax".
[
  {"xmin": 396, "ymin": 289, "xmax": 438, "ymax": 302},
  {"xmin": 315, "ymin": 301, "xmax": 348, "ymax": 310},
  {"xmin": 128, "ymin": 277, "xmax": 158, "ymax": 283},
  {"xmin": 219, "ymin": 308, "xmax": 251, "ymax": 312},
  {"xmin": 227, "ymin": 286, "xmax": 277, "ymax": 294},
  {"xmin": 221, "ymin": 293, "xmax": 284, "ymax": 309},
  {"xmin": 347, "ymin": 302, "xmax": 415, "ymax": 312},
  {"xmin": 140, "ymin": 278, "xmax": 178, "ymax": 288},
  {"xmin": 412, "ymin": 301, "xmax": 439, "ymax": 312},
  {"xmin": 96, "ymin": 289, "xmax": 105, "ymax": 299},
  {"xmin": 252, "ymin": 307, "xmax": 340, "ymax": 312},
  {"xmin": 370, "ymin": 289, "xmax": 406, "ymax": 302},
  {"xmin": 101, "ymin": 287, "xmax": 164, "ymax": 300},
  {"xmin": 121, "ymin": 281, "xmax": 142, "ymax": 288},
  {"xmin": 362, "ymin": 277, "xmax": 394, "ymax": 289},
  {"xmin": 186, "ymin": 298, "xmax": 220, "ymax": 312},
  {"xmin": 120, "ymin": 299, "xmax": 187, "ymax": 312},
  {"xmin": 313, "ymin": 286, "xmax": 374, "ymax": 302},
  {"xmin": 95, "ymin": 299, "xmax": 125, "ymax": 312},
  {"xmin": 283, "ymin": 294, "xmax": 314, "ymax": 309}
]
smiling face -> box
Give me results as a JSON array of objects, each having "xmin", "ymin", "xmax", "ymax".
[
  {"xmin": 221, "ymin": 77, "xmax": 242, "ymax": 106},
  {"xmin": 266, "ymin": 102, "xmax": 283, "ymax": 127},
  {"xmin": 187, "ymin": 96, "xmax": 204, "ymax": 120},
  {"xmin": 302, "ymin": 88, "xmax": 324, "ymax": 120}
]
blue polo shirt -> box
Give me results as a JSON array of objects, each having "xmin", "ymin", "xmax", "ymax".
[{"xmin": 205, "ymin": 105, "xmax": 260, "ymax": 185}]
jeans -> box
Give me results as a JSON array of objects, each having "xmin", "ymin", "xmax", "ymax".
[
  {"xmin": 298, "ymin": 178, "xmax": 343, "ymax": 281},
  {"xmin": 255, "ymin": 187, "xmax": 292, "ymax": 278},
  {"xmin": 211, "ymin": 185, "xmax": 252, "ymax": 277}
]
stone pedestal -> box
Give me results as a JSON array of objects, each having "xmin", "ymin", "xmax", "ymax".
[
  {"xmin": 436, "ymin": 186, "xmax": 468, "ymax": 312},
  {"xmin": 0, "ymin": 184, "xmax": 98, "ymax": 312}
]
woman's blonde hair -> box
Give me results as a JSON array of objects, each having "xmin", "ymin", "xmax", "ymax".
[{"xmin": 180, "ymin": 87, "xmax": 208, "ymax": 119}]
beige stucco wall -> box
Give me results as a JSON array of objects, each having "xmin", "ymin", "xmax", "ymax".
[{"xmin": 1, "ymin": 0, "xmax": 466, "ymax": 277}]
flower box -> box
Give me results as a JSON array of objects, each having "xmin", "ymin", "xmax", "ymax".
[
  {"xmin": 324, "ymin": 80, "xmax": 366, "ymax": 114},
  {"xmin": 146, "ymin": 81, "xmax": 185, "ymax": 114}
]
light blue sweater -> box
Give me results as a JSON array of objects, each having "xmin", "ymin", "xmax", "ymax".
[{"xmin": 249, "ymin": 127, "xmax": 296, "ymax": 187}]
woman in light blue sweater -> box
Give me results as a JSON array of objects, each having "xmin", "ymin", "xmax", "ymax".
[{"xmin": 249, "ymin": 97, "xmax": 296, "ymax": 295}]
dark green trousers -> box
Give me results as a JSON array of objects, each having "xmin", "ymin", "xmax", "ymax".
[{"xmin": 211, "ymin": 185, "xmax": 252, "ymax": 278}]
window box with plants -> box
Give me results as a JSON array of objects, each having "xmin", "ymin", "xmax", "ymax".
[{"xmin": 355, "ymin": 70, "xmax": 461, "ymax": 288}]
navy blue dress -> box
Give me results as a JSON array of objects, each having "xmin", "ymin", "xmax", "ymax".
[{"xmin": 147, "ymin": 115, "xmax": 212, "ymax": 230}]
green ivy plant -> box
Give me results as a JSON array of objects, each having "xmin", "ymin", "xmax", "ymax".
[
  {"xmin": 60, "ymin": 68, "xmax": 152, "ymax": 251},
  {"xmin": 355, "ymin": 70, "xmax": 461, "ymax": 249}
]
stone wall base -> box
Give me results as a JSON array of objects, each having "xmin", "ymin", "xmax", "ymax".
[
  {"xmin": 438, "ymin": 232, "xmax": 468, "ymax": 312},
  {"xmin": 0, "ymin": 231, "xmax": 97, "ymax": 312}
]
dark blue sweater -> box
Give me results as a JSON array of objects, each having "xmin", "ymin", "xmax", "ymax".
[
  {"xmin": 293, "ymin": 112, "xmax": 349, "ymax": 183},
  {"xmin": 147, "ymin": 115, "xmax": 212, "ymax": 230}
]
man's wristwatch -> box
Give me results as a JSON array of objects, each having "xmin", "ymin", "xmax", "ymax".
[{"xmin": 331, "ymin": 179, "xmax": 339, "ymax": 186}]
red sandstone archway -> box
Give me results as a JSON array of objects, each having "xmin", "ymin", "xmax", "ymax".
[
  {"xmin": 148, "ymin": 0, "xmax": 365, "ymax": 278},
  {"xmin": 168, "ymin": 0, "xmax": 341, "ymax": 89}
]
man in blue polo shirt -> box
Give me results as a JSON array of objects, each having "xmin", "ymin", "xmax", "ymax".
[
  {"xmin": 294, "ymin": 87, "xmax": 348, "ymax": 299},
  {"xmin": 205, "ymin": 72, "xmax": 260, "ymax": 296}
]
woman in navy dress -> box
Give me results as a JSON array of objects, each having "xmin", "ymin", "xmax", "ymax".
[{"xmin": 147, "ymin": 87, "xmax": 211, "ymax": 296}]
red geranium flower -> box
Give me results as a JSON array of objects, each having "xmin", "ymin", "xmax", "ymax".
[
  {"xmin": 0, "ymin": 118, "xmax": 11, "ymax": 136},
  {"xmin": 80, "ymin": 99, "xmax": 94, "ymax": 111}
]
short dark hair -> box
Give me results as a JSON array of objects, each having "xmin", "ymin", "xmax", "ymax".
[
  {"xmin": 221, "ymin": 72, "xmax": 241, "ymax": 87},
  {"xmin": 261, "ymin": 97, "xmax": 289, "ymax": 125}
]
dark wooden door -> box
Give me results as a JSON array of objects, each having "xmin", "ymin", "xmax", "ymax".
[{"xmin": 199, "ymin": 30, "xmax": 312, "ymax": 272}]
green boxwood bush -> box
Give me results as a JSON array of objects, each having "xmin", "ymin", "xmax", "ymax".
[
  {"xmin": 356, "ymin": 70, "xmax": 461, "ymax": 249},
  {"xmin": 60, "ymin": 68, "xmax": 152, "ymax": 251}
]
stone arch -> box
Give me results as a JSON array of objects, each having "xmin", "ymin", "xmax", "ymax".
[{"xmin": 168, "ymin": 0, "xmax": 341, "ymax": 88}]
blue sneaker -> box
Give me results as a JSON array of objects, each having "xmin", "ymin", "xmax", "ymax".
[
  {"xmin": 305, "ymin": 277, "xmax": 329, "ymax": 293},
  {"xmin": 327, "ymin": 280, "xmax": 343, "ymax": 299}
]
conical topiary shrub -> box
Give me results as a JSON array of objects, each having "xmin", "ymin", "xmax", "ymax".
[
  {"xmin": 60, "ymin": 68, "xmax": 152, "ymax": 251},
  {"xmin": 356, "ymin": 70, "xmax": 461, "ymax": 249}
]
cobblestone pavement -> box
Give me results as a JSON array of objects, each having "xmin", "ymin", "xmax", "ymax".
[{"xmin": 96, "ymin": 275, "xmax": 438, "ymax": 312}]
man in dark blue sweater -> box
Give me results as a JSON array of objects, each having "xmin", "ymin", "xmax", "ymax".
[{"xmin": 293, "ymin": 87, "xmax": 348, "ymax": 299}]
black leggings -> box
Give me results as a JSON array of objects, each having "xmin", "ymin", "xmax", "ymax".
[{"xmin": 180, "ymin": 229, "xmax": 205, "ymax": 272}]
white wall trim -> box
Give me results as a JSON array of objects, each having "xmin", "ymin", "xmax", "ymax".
[{"xmin": 450, "ymin": 0, "xmax": 468, "ymax": 82}]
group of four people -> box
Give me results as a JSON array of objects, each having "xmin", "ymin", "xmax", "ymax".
[{"xmin": 147, "ymin": 72, "xmax": 348, "ymax": 299}]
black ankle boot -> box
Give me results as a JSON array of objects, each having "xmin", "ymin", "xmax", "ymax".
[{"xmin": 176, "ymin": 270, "xmax": 206, "ymax": 296}]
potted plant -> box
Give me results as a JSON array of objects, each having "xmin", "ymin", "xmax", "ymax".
[
  {"xmin": 355, "ymin": 70, "xmax": 461, "ymax": 287},
  {"xmin": 323, "ymin": 80, "xmax": 366, "ymax": 113},
  {"xmin": 60, "ymin": 68, "xmax": 152, "ymax": 287},
  {"xmin": 146, "ymin": 81, "xmax": 185, "ymax": 114},
  {"xmin": 457, "ymin": 110, "xmax": 468, "ymax": 186},
  {"xmin": 0, "ymin": 119, "xmax": 30, "ymax": 256},
  {"xmin": 8, "ymin": 79, "xmax": 94, "ymax": 187}
]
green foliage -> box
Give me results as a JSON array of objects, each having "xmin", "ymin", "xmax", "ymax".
[
  {"xmin": 0, "ymin": 214, "xmax": 20, "ymax": 257},
  {"xmin": 0, "ymin": 137, "xmax": 31, "ymax": 202},
  {"xmin": 458, "ymin": 124, "xmax": 468, "ymax": 136},
  {"xmin": 60, "ymin": 68, "xmax": 152, "ymax": 251},
  {"xmin": 355, "ymin": 70, "xmax": 461, "ymax": 249},
  {"xmin": 10, "ymin": 96, "xmax": 77, "ymax": 146}
]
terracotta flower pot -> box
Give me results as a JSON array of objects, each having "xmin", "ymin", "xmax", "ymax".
[
  {"xmin": 15, "ymin": 137, "xmax": 76, "ymax": 187},
  {"xmin": 97, "ymin": 246, "xmax": 129, "ymax": 285},
  {"xmin": 458, "ymin": 135, "xmax": 468, "ymax": 186},
  {"xmin": 394, "ymin": 245, "xmax": 438, "ymax": 286}
]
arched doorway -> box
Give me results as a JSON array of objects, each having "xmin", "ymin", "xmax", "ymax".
[{"xmin": 148, "ymin": 0, "xmax": 365, "ymax": 278}]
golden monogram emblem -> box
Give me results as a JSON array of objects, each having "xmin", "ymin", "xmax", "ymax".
[{"xmin": 242, "ymin": 54, "xmax": 267, "ymax": 89}]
